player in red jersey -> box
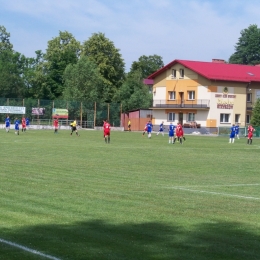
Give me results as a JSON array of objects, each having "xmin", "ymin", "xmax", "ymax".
[
  {"xmin": 53, "ymin": 118, "xmax": 59, "ymax": 134},
  {"xmin": 247, "ymin": 125, "xmax": 255, "ymax": 145},
  {"xmin": 174, "ymin": 122, "xmax": 184, "ymax": 144},
  {"xmin": 103, "ymin": 119, "xmax": 111, "ymax": 143},
  {"xmin": 21, "ymin": 117, "xmax": 26, "ymax": 132}
]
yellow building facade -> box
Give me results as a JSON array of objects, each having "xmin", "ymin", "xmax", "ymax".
[{"xmin": 147, "ymin": 59, "xmax": 260, "ymax": 128}]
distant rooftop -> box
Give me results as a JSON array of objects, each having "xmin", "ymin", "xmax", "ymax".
[{"xmin": 147, "ymin": 59, "xmax": 260, "ymax": 83}]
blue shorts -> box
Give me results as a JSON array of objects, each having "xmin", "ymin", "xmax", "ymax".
[
  {"xmin": 230, "ymin": 133, "xmax": 235, "ymax": 138},
  {"xmin": 169, "ymin": 131, "xmax": 174, "ymax": 137}
]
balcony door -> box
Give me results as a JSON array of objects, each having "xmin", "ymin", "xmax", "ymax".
[
  {"xmin": 179, "ymin": 92, "xmax": 184, "ymax": 107},
  {"xmin": 179, "ymin": 113, "xmax": 183, "ymax": 125}
]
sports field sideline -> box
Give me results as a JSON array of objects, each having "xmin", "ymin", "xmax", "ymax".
[{"xmin": 0, "ymin": 129, "xmax": 260, "ymax": 260}]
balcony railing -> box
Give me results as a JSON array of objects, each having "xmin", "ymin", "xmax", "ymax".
[
  {"xmin": 153, "ymin": 99, "xmax": 210, "ymax": 109},
  {"xmin": 246, "ymin": 102, "xmax": 254, "ymax": 111}
]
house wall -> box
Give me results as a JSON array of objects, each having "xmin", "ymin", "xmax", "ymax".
[{"xmin": 151, "ymin": 64, "xmax": 260, "ymax": 128}]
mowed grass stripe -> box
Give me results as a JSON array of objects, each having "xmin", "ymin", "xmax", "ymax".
[{"xmin": 0, "ymin": 130, "xmax": 260, "ymax": 259}]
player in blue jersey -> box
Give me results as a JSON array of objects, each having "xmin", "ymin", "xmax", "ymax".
[
  {"xmin": 14, "ymin": 118, "xmax": 20, "ymax": 135},
  {"xmin": 142, "ymin": 121, "xmax": 148, "ymax": 136},
  {"xmin": 235, "ymin": 123, "xmax": 240, "ymax": 139},
  {"xmin": 156, "ymin": 121, "xmax": 165, "ymax": 136},
  {"xmin": 229, "ymin": 124, "xmax": 236, "ymax": 143},
  {"xmin": 147, "ymin": 120, "xmax": 153, "ymax": 139},
  {"xmin": 5, "ymin": 116, "xmax": 11, "ymax": 133},
  {"xmin": 26, "ymin": 117, "xmax": 30, "ymax": 130},
  {"xmin": 168, "ymin": 122, "xmax": 175, "ymax": 144}
]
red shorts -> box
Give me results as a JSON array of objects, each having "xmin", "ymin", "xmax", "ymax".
[
  {"xmin": 104, "ymin": 131, "xmax": 110, "ymax": 136},
  {"xmin": 177, "ymin": 131, "xmax": 183, "ymax": 137},
  {"xmin": 248, "ymin": 132, "xmax": 253, "ymax": 139}
]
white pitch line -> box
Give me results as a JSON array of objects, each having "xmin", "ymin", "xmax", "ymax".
[
  {"xmin": 210, "ymin": 183, "xmax": 260, "ymax": 187},
  {"xmin": 0, "ymin": 238, "xmax": 61, "ymax": 260},
  {"xmin": 171, "ymin": 187, "xmax": 260, "ymax": 200},
  {"xmin": 169, "ymin": 183, "xmax": 260, "ymax": 188}
]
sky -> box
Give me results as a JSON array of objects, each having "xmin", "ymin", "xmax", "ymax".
[{"xmin": 1, "ymin": 0, "xmax": 260, "ymax": 71}]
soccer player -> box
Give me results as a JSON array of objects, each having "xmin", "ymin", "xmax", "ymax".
[
  {"xmin": 168, "ymin": 122, "xmax": 175, "ymax": 144},
  {"xmin": 157, "ymin": 121, "xmax": 165, "ymax": 136},
  {"xmin": 174, "ymin": 122, "xmax": 184, "ymax": 144},
  {"xmin": 142, "ymin": 121, "xmax": 148, "ymax": 136},
  {"xmin": 5, "ymin": 115, "xmax": 11, "ymax": 133},
  {"xmin": 235, "ymin": 123, "xmax": 240, "ymax": 139},
  {"xmin": 54, "ymin": 118, "xmax": 59, "ymax": 134},
  {"xmin": 26, "ymin": 117, "xmax": 30, "ymax": 130},
  {"xmin": 147, "ymin": 120, "xmax": 153, "ymax": 139},
  {"xmin": 229, "ymin": 124, "xmax": 236, "ymax": 143},
  {"xmin": 103, "ymin": 119, "xmax": 111, "ymax": 143},
  {"xmin": 128, "ymin": 120, "xmax": 131, "ymax": 132},
  {"xmin": 21, "ymin": 117, "xmax": 26, "ymax": 132},
  {"xmin": 14, "ymin": 118, "xmax": 20, "ymax": 135},
  {"xmin": 247, "ymin": 125, "xmax": 255, "ymax": 145},
  {"xmin": 181, "ymin": 124, "xmax": 186, "ymax": 141},
  {"xmin": 70, "ymin": 119, "xmax": 79, "ymax": 136}
]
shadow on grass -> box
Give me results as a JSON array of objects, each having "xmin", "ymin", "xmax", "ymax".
[{"xmin": 0, "ymin": 220, "xmax": 259, "ymax": 260}]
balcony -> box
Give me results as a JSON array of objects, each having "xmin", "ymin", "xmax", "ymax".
[
  {"xmin": 246, "ymin": 102, "xmax": 253, "ymax": 111},
  {"xmin": 153, "ymin": 99, "xmax": 210, "ymax": 109}
]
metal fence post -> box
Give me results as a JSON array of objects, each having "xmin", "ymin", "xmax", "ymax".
[
  {"xmin": 94, "ymin": 102, "xmax": 96, "ymax": 128},
  {"xmin": 108, "ymin": 103, "xmax": 110, "ymax": 121}
]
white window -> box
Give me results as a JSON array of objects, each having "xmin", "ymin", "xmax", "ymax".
[
  {"xmin": 188, "ymin": 91, "xmax": 195, "ymax": 100},
  {"xmin": 188, "ymin": 113, "xmax": 195, "ymax": 122},
  {"xmin": 168, "ymin": 112, "xmax": 175, "ymax": 121},
  {"xmin": 235, "ymin": 114, "xmax": 240, "ymax": 123},
  {"xmin": 168, "ymin": 91, "xmax": 176, "ymax": 100},
  {"xmin": 220, "ymin": 113, "xmax": 230, "ymax": 123},
  {"xmin": 246, "ymin": 114, "xmax": 250, "ymax": 124},
  {"xmin": 171, "ymin": 69, "xmax": 176, "ymax": 78},
  {"xmin": 179, "ymin": 69, "xmax": 184, "ymax": 78},
  {"xmin": 247, "ymin": 93, "xmax": 252, "ymax": 102}
]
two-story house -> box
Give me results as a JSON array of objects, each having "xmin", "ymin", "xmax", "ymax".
[{"xmin": 146, "ymin": 59, "xmax": 260, "ymax": 128}]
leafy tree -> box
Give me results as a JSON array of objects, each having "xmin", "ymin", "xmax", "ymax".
[
  {"xmin": 129, "ymin": 55, "xmax": 164, "ymax": 79},
  {"xmin": 63, "ymin": 56, "xmax": 104, "ymax": 101},
  {"xmin": 81, "ymin": 33, "xmax": 125, "ymax": 102},
  {"xmin": 118, "ymin": 70, "xmax": 152, "ymax": 112},
  {"xmin": 251, "ymin": 98, "xmax": 260, "ymax": 126},
  {"xmin": 42, "ymin": 31, "xmax": 81, "ymax": 99},
  {"xmin": 25, "ymin": 50, "xmax": 52, "ymax": 99},
  {"xmin": 0, "ymin": 26, "xmax": 30, "ymax": 98},
  {"xmin": 0, "ymin": 25, "xmax": 13, "ymax": 53},
  {"xmin": 0, "ymin": 50, "xmax": 27, "ymax": 98},
  {"xmin": 23, "ymin": 51, "xmax": 43, "ymax": 98},
  {"xmin": 229, "ymin": 24, "xmax": 260, "ymax": 65}
]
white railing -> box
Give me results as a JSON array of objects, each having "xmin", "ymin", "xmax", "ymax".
[{"xmin": 30, "ymin": 119, "xmax": 94, "ymax": 128}]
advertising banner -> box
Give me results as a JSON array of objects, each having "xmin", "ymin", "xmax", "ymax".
[
  {"xmin": 52, "ymin": 108, "xmax": 69, "ymax": 119},
  {"xmin": 32, "ymin": 107, "xmax": 45, "ymax": 115},
  {"xmin": 0, "ymin": 106, "xmax": 26, "ymax": 114}
]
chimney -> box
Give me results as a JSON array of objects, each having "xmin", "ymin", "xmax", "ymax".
[{"xmin": 212, "ymin": 59, "xmax": 225, "ymax": 63}]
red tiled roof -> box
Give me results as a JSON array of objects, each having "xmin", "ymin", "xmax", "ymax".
[{"xmin": 147, "ymin": 59, "xmax": 260, "ymax": 83}]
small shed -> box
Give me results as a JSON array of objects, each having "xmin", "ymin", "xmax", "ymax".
[{"xmin": 121, "ymin": 109, "xmax": 153, "ymax": 131}]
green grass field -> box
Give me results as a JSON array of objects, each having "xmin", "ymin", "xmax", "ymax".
[{"xmin": 0, "ymin": 129, "xmax": 260, "ymax": 260}]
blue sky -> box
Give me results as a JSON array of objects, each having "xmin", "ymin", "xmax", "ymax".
[{"xmin": 1, "ymin": 0, "xmax": 260, "ymax": 71}]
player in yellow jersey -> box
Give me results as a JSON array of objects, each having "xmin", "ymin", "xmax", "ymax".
[{"xmin": 70, "ymin": 119, "xmax": 79, "ymax": 136}]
